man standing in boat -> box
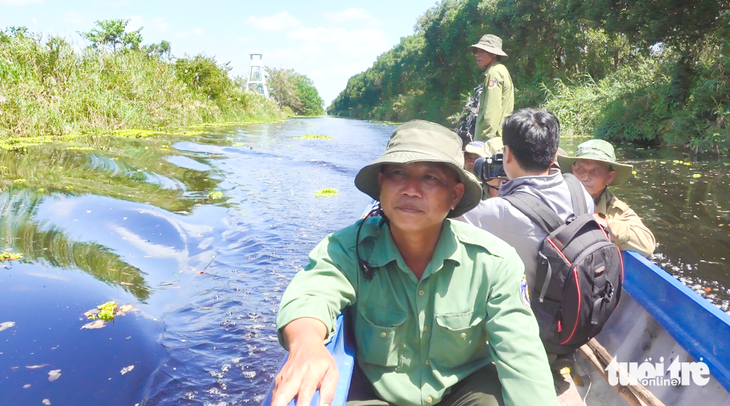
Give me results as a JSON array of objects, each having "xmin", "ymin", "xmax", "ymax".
[
  {"xmin": 272, "ymin": 121, "xmax": 558, "ymax": 406},
  {"xmin": 471, "ymin": 34, "xmax": 514, "ymax": 155},
  {"xmin": 558, "ymin": 139, "xmax": 656, "ymax": 257}
]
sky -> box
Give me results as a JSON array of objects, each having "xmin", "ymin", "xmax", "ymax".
[{"xmin": 0, "ymin": 0, "xmax": 441, "ymax": 106}]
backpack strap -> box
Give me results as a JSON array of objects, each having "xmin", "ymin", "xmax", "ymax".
[
  {"xmin": 563, "ymin": 173, "xmax": 588, "ymax": 216},
  {"xmin": 502, "ymin": 192, "xmax": 563, "ymax": 234}
]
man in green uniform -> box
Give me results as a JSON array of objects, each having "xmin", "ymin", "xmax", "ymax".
[
  {"xmin": 271, "ymin": 121, "xmax": 558, "ymax": 406},
  {"xmin": 471, "ymin": 34, "xmax": 514, "ymax": 153},
  {"xmin": 558, "ymin": 139, "xmax": 656, "ymax": 257}
]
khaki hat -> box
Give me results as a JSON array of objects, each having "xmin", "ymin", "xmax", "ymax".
[
  {"xmin": 355, "ymin": 120, "xmax": 482, "ymax": 218},
  {"xmin": 558, "ymin": 139, "xmax": 634, "ymax": 185},
  {"xmin": 469, "ymin": 34, "xmax": 507, "ymax": 57},
  {"xmin": 464, "ymin": 141, "xmax": 489, "ymax": 158}
]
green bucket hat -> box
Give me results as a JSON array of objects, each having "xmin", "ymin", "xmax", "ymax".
[
  {"xmin": 355, "ymin": 120, "xmax": 482, "ymax": 218},
  {"xmin": 557, "ymin": 139, "xmax": 634, "ymax": 185},
  {"xmin": 469, "ymin": 34, "xmax": 508, "ymax": 57}
]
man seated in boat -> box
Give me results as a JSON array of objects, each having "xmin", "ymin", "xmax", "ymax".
[
  {"xmin": 272, "ymin": 121, "xmax": 558, "ymax": 406},
  {"xmin": 557, "ymin": 139, "xmax": 656, "ymax": 257}
]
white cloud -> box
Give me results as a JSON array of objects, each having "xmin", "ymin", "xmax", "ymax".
[
  {"xmin": 245, "ymin": 11, "xmax": 300, "ymax": 32},
  {"xmin": 0, "ymin": 0, "xmax": 42, "ymax": 5},
  {"xmin": 62, "ymin": 12, "xmax": 86, "ymax": 25},
  {"xmin": 323, "ymin": 8, "xmax": 381, "ymax": 26},
  {"xmin": 175, "ymin": 28, "xmax": 204, "ymax": 38},
  {"xmin": 153, "ymin": 17, "xmax": 169, "ymax": 33},
  {"xmin": 93, "ymin": 0, "xmax": 129, "ymax": 6}
]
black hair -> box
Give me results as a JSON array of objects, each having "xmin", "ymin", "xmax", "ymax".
[{"xmin": 502, "ymin": 108, "xmax": 560, "ymax": 172}]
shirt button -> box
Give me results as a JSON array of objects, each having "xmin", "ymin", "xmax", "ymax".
[
  {"xmin": 459, "ymin": 234, "xmax": 467, "ymax": 240},
  {"xmin": 418, "ymin": 289, "xmax": 425, "ymax": 296},
  {"xmin": 380, "ymin": 332, "xmax": 387, "ymax": 338},
  {"xmin": 423, "ymin": 325, "xmax": 429, "ymax": 332},
  {"xmin": 460, "ymin": 332, "xmax": 467, "ymax": 339},
  {"xmin": 426, "ymin": 396, "xmax": 433, "ymax": 404},
  {"xmin": 425, "ymin": 360, "xmax": 430, "ymax": 366}
]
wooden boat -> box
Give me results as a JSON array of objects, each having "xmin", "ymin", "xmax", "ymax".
[{"xmin": 262, "ymin": 250, "xmax": 730, "ymax": 406}]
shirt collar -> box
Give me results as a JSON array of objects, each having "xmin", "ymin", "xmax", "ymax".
[
  {"xmin": 596, "ymin": 188, "xmax": 615, "ymax": 215},
  {"xmin": 366, "ymin": 220, "xmax": 462, "ymax": 276}
]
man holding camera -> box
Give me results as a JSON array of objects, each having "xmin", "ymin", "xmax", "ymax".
[{"xmin": 458, "ymin": 108, "xmax": 593, "ymax": 298}]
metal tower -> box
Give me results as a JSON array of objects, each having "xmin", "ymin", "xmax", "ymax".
[{"xmin": 246, "ymin": 52, "xmax": 269, "ymax": 98}]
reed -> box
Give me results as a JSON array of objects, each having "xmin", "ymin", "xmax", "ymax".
[{"xmin": 0, "ymin": 30, "xmax": 286, "ymax": 138}]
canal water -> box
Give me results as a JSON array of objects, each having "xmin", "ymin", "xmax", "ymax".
[{"xmin": 0, "ymin": 117, "xmax": 727, "ymax": 406}]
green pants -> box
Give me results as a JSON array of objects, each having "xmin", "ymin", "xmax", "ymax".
[{"xmin": 346, "ymin": 363, "xmax": 504, "ymax": 406}]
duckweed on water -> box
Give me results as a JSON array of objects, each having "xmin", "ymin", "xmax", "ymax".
[
  {"xmin": 97, "ymin": 301, "xmax": 117, "ymax": 321},
  {"xmin": 208, "ymin": 191, "xmax": 224, "ymax": 199},
  {"xmin": 314, "ymin": 188, "xmax": 338, "ymax": 197},
  {"xmin": 298, "ymin": 134, "xmax": 333, "ymax": 140},
  {"xmin": 0, "ymin": 252, "xmax": 23, "ymax": 261}
]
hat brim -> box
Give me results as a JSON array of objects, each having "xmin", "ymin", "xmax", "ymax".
[
  {"xmin": 355, "ymin": 151, "xmax": 482, "ymax": 218},
  {"xmin": 557, "ymin": 155, "xmax": 634, "ymax": 185},
  {"xmin": 469, "ymin": 44, "xmax": 508, "ymax": 57}
]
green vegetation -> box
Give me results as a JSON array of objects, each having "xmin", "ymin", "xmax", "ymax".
[
  {"xmin": 0, "ymin": 20, "xmax": 288, "ymax": 139},
  {"xmin": 265, "ymin": 67, "xmax": 325, "ymax": 116},
  {"xmin": 0, "ymin": 252, "xmax": 22, "ymax": 261},
  {"xmin": 314, "ymin": 188, "xmax": 338, "ymax": 197},
  {"xmin": 298, "ymin": 134, "xmax": 333, "ymax": 140},
  {"xmin": 328, "ymin": 0, "xmax": 730, "ymax": 153}
]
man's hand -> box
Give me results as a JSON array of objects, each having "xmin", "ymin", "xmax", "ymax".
[{"xmin": 271, "ymin": 318, "xmax": 339, "ymax": 406}]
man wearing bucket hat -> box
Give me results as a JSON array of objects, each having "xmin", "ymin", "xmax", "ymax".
[
  {"xmin": 558, "ymin": 139, "xmax": 655, "ymax": 257},
  {"xmin": 273, "ymin": 121, "xmax": 558, "ymax": 406},
  {"xmin": 463, "ymin": 140, "xmax": 489, "ymax": 174},
  {"xmin": 470, "ymin": 34, "xmax": 514, "ymax": 152}
]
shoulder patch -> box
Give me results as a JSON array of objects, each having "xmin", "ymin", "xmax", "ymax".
[
  {"xmin": 487, "ymin": 78, "xmax": 498, "ymax": 89},
  {"xmin": 520, "ymin": 274, "xmax": 531, "ymax": 309}
]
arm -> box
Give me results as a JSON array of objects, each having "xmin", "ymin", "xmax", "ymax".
[
  {"xmin": 484, "ymin": 249, "xmax": 559, "ymax": 406},
  {"xmin": 605, "ymin": 204, "xmax": 656, "ymax": 257},
  {"xmin": 475, "ymin": 71, "xmax": 504, "ymax": 142},
  {"xmin": 274, "ymin": 233, "xmax": 359, "ymax": 406},
  {"xmin": 272, "ymin": 318, "xmax": 338, "ymax": 406}
]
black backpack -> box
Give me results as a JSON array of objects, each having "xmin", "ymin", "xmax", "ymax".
[{"xmin": 503, "ymin": 173, "xmax": 624, "ymax": 354}]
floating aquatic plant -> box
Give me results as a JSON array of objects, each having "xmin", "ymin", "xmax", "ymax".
[
  {"xmin": 65, "ymin": 146, "xmax": 94, "ymax": 151},
  {"xmin": 298, "ymin": 134, "xmax": 333, "ymax": 140},
  {"xmin": 0, "ymin": 252, "xmax": 23, "ymax": 261},
  {"xmin": 314, "ymin": 188, "xmax": 338, "ymax": 197},
  {"xmin": 208, "ymin": 191, "xmax": 224, "ymax": 199}
]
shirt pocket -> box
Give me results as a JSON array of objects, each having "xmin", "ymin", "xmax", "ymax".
[
  {"xmin": 430, "ymin": 311, "xmax": 489, "ymax": 369},
  {"xmin": 355, "ymin": 307, "xmax": 408, "ymax": 368}
]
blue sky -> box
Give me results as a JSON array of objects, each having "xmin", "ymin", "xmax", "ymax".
[{"xmin": 1, "ymin": 0, "xmax": 440, "ymax": 106}]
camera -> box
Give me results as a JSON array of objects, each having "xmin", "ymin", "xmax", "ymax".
[{"xmin": 473, "ymin": 152, "xmax": 506, "ymax": 182}]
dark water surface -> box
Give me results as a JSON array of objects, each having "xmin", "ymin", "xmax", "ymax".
[{"xmin": 0, "ymin": 118, "xmax": 728, "ymax": 406}]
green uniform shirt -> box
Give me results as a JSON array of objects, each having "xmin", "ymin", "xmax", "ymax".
[
  {"xmin": 277, "ymin": 218, "xmax": 558, "ymax": 406},
  {"xmin": 474, "ymin": 62, "xmax": 514, "ymax": 143}
]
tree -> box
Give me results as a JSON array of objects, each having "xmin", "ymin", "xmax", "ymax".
[
  {"xmin": 265, "ymin": 67, "xmax": 324, "ymax": 116},
  {"xmin": 143, "ymin": 40, "xmax": 172, "ymax": 60},
  {"xmin": 295, "ymin": 75, "xmax": 324, "ymax": 116},
  {"xmin": 78, "ymin": 19, "xmax": 143, "ymax": 52}
]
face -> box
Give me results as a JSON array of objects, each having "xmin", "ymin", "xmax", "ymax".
[
  {"xmin": 464, "ymin": 152, "xmax": 480, "ymax": 174},
  {"xmin": 378, "ymin": 162, "xmax": 465, "ymax": 235},
  {"xmin": 572, "ymin": 159, "xmax": 616, "ymax": 199},
  {"xmin": 485, "ymin": 177, "xmax": 507, "ymax": 198},
  {"xmin": 473, "ymin": 48, "xmax": 496, "ymax": 69}
]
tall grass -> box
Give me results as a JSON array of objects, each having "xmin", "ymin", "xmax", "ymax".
[{"xmin": 0, "ymin": 31, "xmax": 286, "ymax": 138}]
